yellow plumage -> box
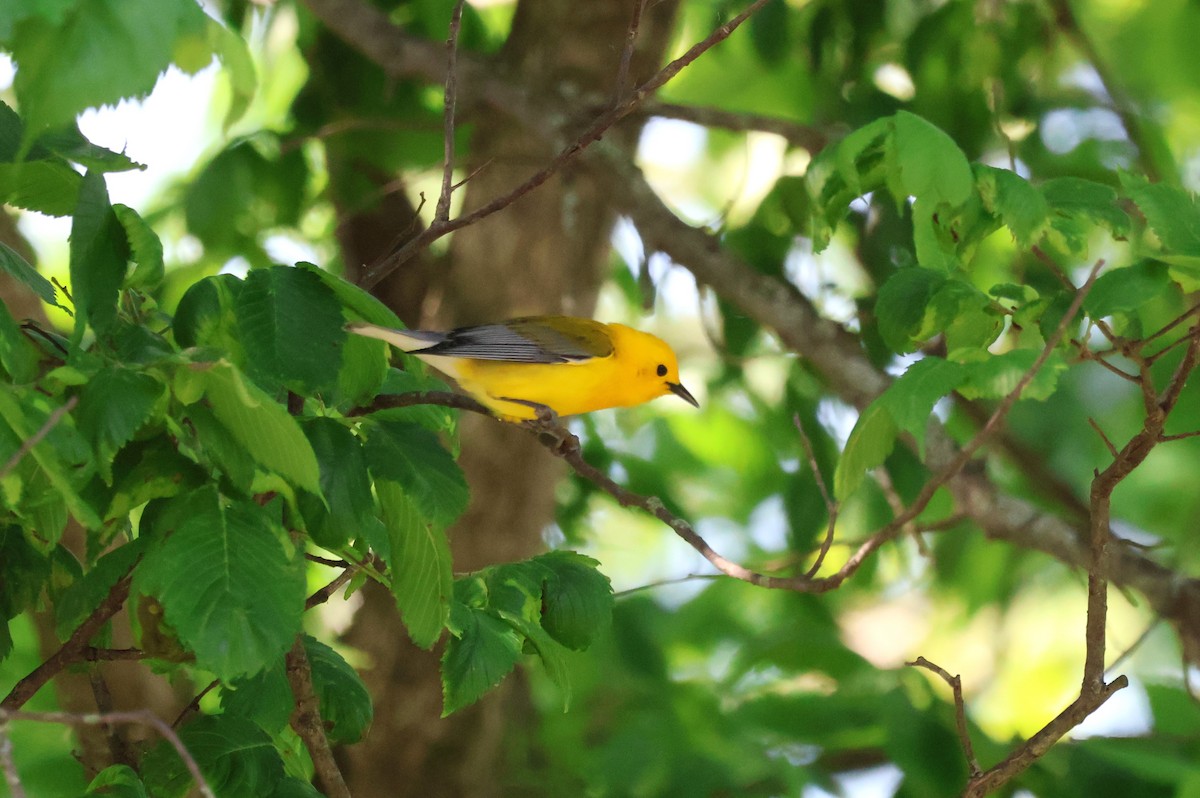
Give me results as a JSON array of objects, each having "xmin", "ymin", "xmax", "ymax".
[{"xmin": 347, "ymin": 316, "xmax": 698, "ymax": 421}]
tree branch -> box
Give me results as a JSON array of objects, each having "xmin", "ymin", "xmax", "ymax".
[
  {"xmin": 907, "ymin": 657, "xmax": 981, "ymax": 778},
  {"xmin": 2, "ymin": 570, "xmax": 134, "ymax": 711},
  {"xmin": 963, "ymin": 677, "xmax": 1127, "ymax": 797},
  {"xmin": 285, "ymin": 638, "xmax": 351, "ymax": 798},
  {"xmin": 434, "ymin": 0, "xmax": 467, "ymax": 224}
]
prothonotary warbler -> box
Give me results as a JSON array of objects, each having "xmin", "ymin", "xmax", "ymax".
[{"xmin": 347, "ymin": 316, "xmax": 699, "ymax": 421}]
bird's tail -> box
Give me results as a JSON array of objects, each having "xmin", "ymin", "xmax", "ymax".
[{"xmin": 345, "ymin": 321, "xmax": 445, "ymax": 352}]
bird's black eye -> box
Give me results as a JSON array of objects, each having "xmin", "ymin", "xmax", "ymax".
[{"xmin": 656, "ymin": 364, "xmax": 668, "ymax": 377}]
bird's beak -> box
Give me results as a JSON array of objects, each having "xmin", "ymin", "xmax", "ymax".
[{"xmin": 667, "ymin": 381, "xmax": 699, "ymax": 408}]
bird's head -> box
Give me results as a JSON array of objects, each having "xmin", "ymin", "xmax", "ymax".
[{"xmin": 609, "ymin": 324, "xmax": 699, "ymax": 409}]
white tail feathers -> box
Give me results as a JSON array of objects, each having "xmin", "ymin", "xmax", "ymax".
[{"xmin": 345, "ymin": 321, "xmax": 442, "ymax": 352}]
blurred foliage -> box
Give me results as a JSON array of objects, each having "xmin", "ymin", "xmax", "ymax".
[{"xmin": 3, "ymin": 0, "xmax": 1200, "ymax": 797}]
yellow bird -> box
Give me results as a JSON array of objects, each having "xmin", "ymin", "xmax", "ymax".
[{"xmin": 347, "ymin": 316, "xmax": 699, "ymax": 421}]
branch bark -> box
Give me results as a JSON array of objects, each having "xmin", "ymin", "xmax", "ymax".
[
  {"xmin": 2, "ymin": 571, "xmax": 134, "ymax": 711},
  {"xmin": 285, "ymin": 638, "xmax": 351, "ymax": 798}
]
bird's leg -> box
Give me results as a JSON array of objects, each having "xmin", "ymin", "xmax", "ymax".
[{"xmin": 499, "ymin": 397, "xmax": 579, "ymax": 455}]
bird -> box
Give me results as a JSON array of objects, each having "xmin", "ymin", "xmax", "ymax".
[{"xmin": 347, "ymin": 316, "xmax": 699, "ymax": 421}]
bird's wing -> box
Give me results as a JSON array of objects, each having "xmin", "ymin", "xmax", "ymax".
[{"xmin": 412, "ymin": 317, "xmax": 614, "ymax": 363}]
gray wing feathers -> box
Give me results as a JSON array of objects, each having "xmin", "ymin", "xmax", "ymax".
[
  {"xmin": 347, "ymin": 318, "xmax": 611, "ymax": 363},
  {"xmin": 418, "ymin": 324, "xmax": 591, "ymax": 363}
]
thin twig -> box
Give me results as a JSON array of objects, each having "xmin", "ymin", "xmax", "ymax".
[
  {"xmin": 1088, "ymin": 417, "xmax": 1120, "ymax": 458},
  {"xmin": 1161, "ymin": 430, "xmax": 1200, "ymax": 442},
  {"xmin": 305, "ymin": 553, "xmax": 348, "ymax": 568},
  {"xmin": 1142, "ymin": 304, "xmax": 1200, "ymax": 346},
  {"xmin": 1145, "ymin": 326, "xmax": 1200, "ymax": 366},
  {"xmin": 82, "ymin": 647, "xmax": 146, "ymax": 662},
  {"xmin": 907, "ymin": 657, "xmax": 981, "ymax": 778},
  {"xmin": 794, "ymin": 415, "xmax": 839, "ymax": 577},
  {"xmin": 434, "ymin": 0, "xmax": 467, "ymax": 224},
  {"xmin": 0, "ymin": 709, "xmax": 215, "ymax": 798},
  {"xmin": 916, "ymin": 513, "xmax": 967, "ymax": 532},
  {"xmin": 1106, "ymin": 618, "xmax": 1161, "ymax": 676},
  {"xmin": 0, "ymin": 396, "xmax": 78, "ymax": 480},
  {"xmin": 640, "ymin": 101, "xmax": 832, "ymax": 151},
  {"xmin": 172, "ymin": 680, "xmax": 218, "ymax": 729},
  {"xmin": 1030, "ymin": 246, "xmax": 1074, "ymax": 290},
  {"xmin": 306, "ymin": 567, "xmax": 359, "ymax": 610},
  {"xmin": 612, "ymin": 573, "xmax": 723, "ymax": 597},
  {"xmin": 614, "ymin": 0, "xmax": 648, "ymax": 103}
]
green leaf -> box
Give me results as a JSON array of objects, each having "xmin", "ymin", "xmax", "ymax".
[
  {"xmin": 297, "ymin": 262, "xmax": 403, "ymax": 329},
  {"xmin": 0, "ymin": 0, "xmax": 75, "ymax": 41},
  {"xmin": 236, "ymin": 265, "xmax": 346, "ymax": 394},
  {"xmin": 104, "ymin": 438, "xmax": 207, "ymax": 520},
  {"xmin": 875, "ymin": 267, "xmax": 947, "ymax": 352},
  {"xmin": 184, "ymin": 140, "xmax": 307, "ymax": 253},
  {"xmin": 0, "ymin": 158, "xmax": 81, "ymax": 215},
  {"xmin": 113, "ymin": 203, "xmax": 164, "ymax": 290},
  {"xmin": 0, "ymin": 387, "xmax": 101, "ymax": 531},
  {"xmin": 141, "ymin": 714, "xmax": 284, "ymax": 798},
  {"xmin": 300, "ymin": 417, "xmax": 381, "ymax": 549},
  {"xmin": 10, "ymin": 0, "xmax": 197, "ymax": 138},
  {"xmin": 535, "ymin": 551, "xmax": 614, "ymax": 651},
  {"xmin": 1042, "ymin": 177, "xmax": 1131, "ymax": 254},
  {"xmin": 75, "ymin": 367, "xmax": 166, "ymax": 484},
  {"xmin": 84, "ymin": 765, "xmax": 149, "ymax": 798},
  {"xmin": 198, "ymin": 360, "xmax": 322, "ymax": 494},
  {"xmin": 889, "ymin": 111, "xmax": 974, "ymax": 207},
  {"xmin": 69, "ymin": 170, "xmax": 129, "ymax": 338},
  {"xmin": 924, "ymin": 280, "xmax": 1003, "ymax": 354},
  {"xmin": 911, "ymin": 205, "xmax": 958, "ymax": 271},
  {"xmin": 221, "ymin": 658, "xmax": 294, "ymax": 735},
  {"xmin": 833, "ymin": 403, "xmax": 898, "ymax": 501},
  {"xmin": 54, "ymin": 539, "xmax": 141, "ymax": 639},
  {"xmin": 33, "ymin": 122, "xmax": 144, "ymax": 174},
  {"xmin": 0, "ymin": 294, "xmax": 38, "ymax": 383},
  {"xmin": 831, "ymin": 357, "xmax": 966, "ymax": 502},
  {"xmin": 332, "ymin": 331, "xmax": 390, "ymax": 409},
  {"xmin": 957, "ymin": 349, "xmax": 1068, "ymax": 401},
  {"xmin": 876, "ymin": 357, "xmax": 966, "ymax": 456},
  {"xmin": 495, "ymin": 607, "xmax": 572, "ymax": 708},
  {"xmin": 135, "ymin": 488, "xmax": 305, "ymax": 680},
  {"xmin": 975, "ymin": 164, "xmax": 1048, "ymax": 247},
  {"xmin": 0, "ymin": 241, "xmax": 60, "ymax": 308},
  {"xmin": 364, "ymin": 420, "xmax": 468, "ymax": 526},
  {"xmin": 0, "ymin": 526, "xmax": 51, "ymax": 649},
  {"xmin": 205, "ymin": 15, "xmax": 257, "ymax": 128},
  {"xmin": 172, "ymin": 273, "xmax": 244, "ymax": 354},
  {"xmin": 182, "ymin": 402, "xmax": 257, "ymax": 491},
  {"xmin": 303, "ymin": 635, "xmax": 373, "ymax": 744},
  {"xmin": 375, "ymin": 481, "xmax": 453, "ymax": 649},
  {"xmin": 749, "ymin": 0, "xmax": 790, "ymax": 66},
  {"xmin": 441, "ymin": 604, "xmax": 523, "ymax": 716},
  {"xmin": 1121, "ymin": 172, "xmax": 1200, "ymax": 256},
  {"xmin": 807, "ymin": 117, "xmax": 890, "ymax": 250},
  {"xmin": 1084, "ymin": 260, "xmax": 1173, "ymax": 319}
]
